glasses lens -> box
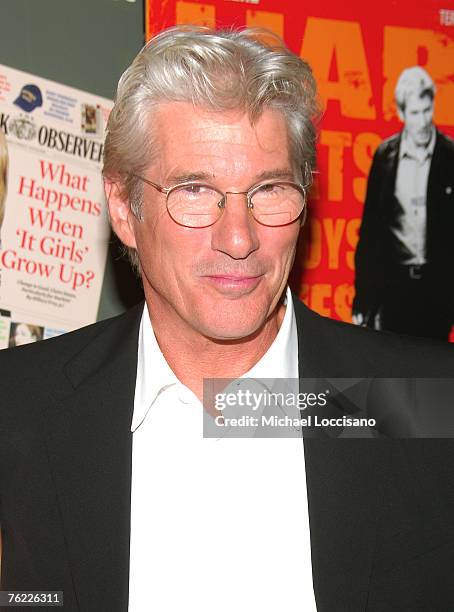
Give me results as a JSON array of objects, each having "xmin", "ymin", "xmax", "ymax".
[
  {"xmin": 167, "ymin": 184, "xmax": 223, "ymax": 227},
  {"xmin": 250, "ymin": 182, "xmax": 305, "ymax": 226}
]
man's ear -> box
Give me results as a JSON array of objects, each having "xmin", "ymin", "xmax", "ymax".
[
  {"xmin": 397, "ymin": 106, "xmax": 404, "ymax": 123},
  {"xmin": 104, "ymin": 178, "xmax": 137, "ymax": 249}
]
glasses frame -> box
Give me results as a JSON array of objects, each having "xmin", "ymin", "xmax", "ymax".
[{"xmin": 132, "ymin": 173, "xmax": 310, "ymax": 228}]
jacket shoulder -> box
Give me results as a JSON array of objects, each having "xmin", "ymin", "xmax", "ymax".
[
  {"xmin": 436, "ymin": 129, "xmax": 454, "ymax": 155},
  {"xmin": 374, "ymin": 132, "xmax": 401, "ymax": 159},
  {"xmin": 0, "ymin": 301, "xmax": 144, "ymax": 385},
  {"xmin": 292, "ymin": 297, "xmax": 454, "ymax": 377}
]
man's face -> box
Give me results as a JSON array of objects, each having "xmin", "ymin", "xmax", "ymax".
[
  {"xmin": 123, "ymin": 102, "xmax": 301, "ymax": 340},
  {"xmin": 401, "ymin": 93, "xmax": 434, "ymax": 148}
]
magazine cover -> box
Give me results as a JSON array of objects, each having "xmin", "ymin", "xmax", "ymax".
[{"xmin": 0, "ymin": 65, "xmax": 112, "ymax": 347}]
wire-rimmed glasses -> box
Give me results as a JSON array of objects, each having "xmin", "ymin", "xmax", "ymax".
[{"xmin": 132, "ymin": 168, "xmax": 311, "ymax": 228}]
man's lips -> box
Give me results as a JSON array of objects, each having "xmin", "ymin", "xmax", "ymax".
[{"xmin": 202, "ymin": 274, "xmax": 263, "ymax": 291}]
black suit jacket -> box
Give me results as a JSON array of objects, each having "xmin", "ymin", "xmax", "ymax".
[
  {"xmin": 1, "ymin": 297, "xmax": 454, "ymax": 611},
  {"xmin": 353, "ymin": 129, "xmax": 454, "ymax": 321}
]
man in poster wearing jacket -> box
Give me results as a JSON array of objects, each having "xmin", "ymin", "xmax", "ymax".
[{"xmin": 353, "ymin": 66, "xmax": 454, "ymax": 340}]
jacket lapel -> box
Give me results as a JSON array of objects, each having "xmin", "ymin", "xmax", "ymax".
[
  {"xmin": 383, "ymin": 135, "xmax": 400, "ymax": 211},
  {"xmin": 42, "ymin": 303, "xmax": 143, "ymax": 611},
  {"xmin": 294, "ymin": 297, "xmax": 389, "ymax": 611},
  {"xmin": 426, "ymin": 128, "xmax": 440, "ymax": 203},
  {"xmin": 426, "ymin": 129, "xmax": 444, "ymax": 246}
]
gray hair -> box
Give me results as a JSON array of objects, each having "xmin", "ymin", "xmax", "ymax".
[
  {"xmin": 395, "ymin": 66, "xmax": 435, "ymax": 112},
  {"xmin": 103, "ymin": 25, "xmax": 320, "ymax": 273}
]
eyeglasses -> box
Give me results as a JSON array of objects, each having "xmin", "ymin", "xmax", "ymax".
[{"xmin": 132, "ymin": 173, "xmax": 310, "ymax": 228}]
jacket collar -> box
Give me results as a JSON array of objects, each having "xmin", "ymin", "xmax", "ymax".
[
  {"xmin": 43, "ymin": 302, "xmax": 143, "ymax": 611},
  {"xmin": 293, "ymin": 295, "xmax": 388, "ymax": 611}
]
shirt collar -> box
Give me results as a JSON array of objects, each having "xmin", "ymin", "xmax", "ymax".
[
  {"xmin": 131, "ymin": 286, "xmax": 298, "ymax": 432},
  {"xmin": 400, "ymin": 125, "xmax": 436, "ymax": 161},
  {"xmin": 131, "ymin": 301, "xmax": 179, "ymax": 432}
]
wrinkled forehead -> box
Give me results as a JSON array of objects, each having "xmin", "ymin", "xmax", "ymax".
[{"xmin": 148, "ymin": 101, "xmax": 292, "ymax": 181}]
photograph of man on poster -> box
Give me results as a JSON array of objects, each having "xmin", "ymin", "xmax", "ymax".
[{"xmin": 352, "ymin": 66, "xmax": 454, "ymax": 340}]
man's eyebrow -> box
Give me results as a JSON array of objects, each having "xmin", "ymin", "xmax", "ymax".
[
  {"xmin": 166, "ymin": 171, "xmax": 215, "ymax": 184},
  {"xmin": 255, "ymin": 169, "xmax": 295, "ymax": 181},
  {"xmin": 165, "ymin": 168, "xmax": 295, "ymax": 185}
]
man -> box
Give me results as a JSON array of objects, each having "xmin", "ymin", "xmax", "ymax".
[
  {"xmin": 1, "ymin": 27, "xmax": 454, "ymax": 612},
  {"xmin": 353, "ymin": 66, "xmax": 454, "ymax": 340}
]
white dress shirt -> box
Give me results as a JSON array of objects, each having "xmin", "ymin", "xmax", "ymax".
[
  {"xmin": 128, "ymin": 287, "xmax": 317, "ymax": 611},
  {"xmin": 393, "ymin": 127, "xmax": 436, "ymax": 265}
]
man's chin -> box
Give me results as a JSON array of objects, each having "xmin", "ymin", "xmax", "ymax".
[
  {"xmin": 199, "ymin": 320, "xmax": 265, "ymax": 342},
  {"xmin": 192, "ymin": 310, "xmax": 269, "ymax": 343},
  {"xmin": 415, "ymin": 134, "xmax": 432, "ymax": 147}
]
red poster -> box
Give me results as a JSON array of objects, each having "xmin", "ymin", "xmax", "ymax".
[{"xmin": 146, "ymin": 0, "xmax": 454, "ymax": 339}]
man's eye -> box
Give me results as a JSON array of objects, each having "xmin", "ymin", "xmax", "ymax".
[
  {"xmin": 181, "ymin": 184, "xmax": 212, "ymax": 195},
  {"xmin": 184, "ymin": 184, "xmax": 203, "ymax": 194},
  {"xmin": 256, "ymin": 183, "xmax": 283, "ymax": 195}
]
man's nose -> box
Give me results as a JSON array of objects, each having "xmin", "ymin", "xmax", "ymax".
[
  {"xmin": 210, "ymin": 192, "xmax": 259, "ymax": 259},
  {"xmin": 417, "ymin": 113, "xmax": 428, "ymax": 128}
]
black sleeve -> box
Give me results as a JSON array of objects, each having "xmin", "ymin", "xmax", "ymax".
[{"xmin": 353, "ymin": 148, "xmax": 387, "ymax": 322}]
